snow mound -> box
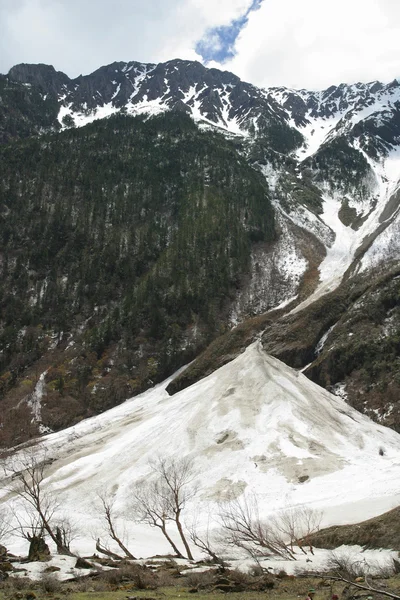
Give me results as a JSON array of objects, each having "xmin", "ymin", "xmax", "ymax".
[{"xmin": 2, "ymin": 343, "xmax": 400, "ymax": 557}]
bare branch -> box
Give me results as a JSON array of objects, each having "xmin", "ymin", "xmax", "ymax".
[
  {"xmin": 97, "ymin": 492, "xmax": 136, "ymax": 559},
  {"xmin": 218, "ymin": 493, "xmax": 296, "ymax": 560},
  {"xmin": 324, "ymin": 575, "xmax": 400, "ymax": 600},
  {"xmin": 129, "ymin": 480, "xmax": 184, "ymax": 558},
  {"xmin": 95, "ymin": 538, "xmax": 124, "ymax": 560},
  {"xmin": 187, "ymin": 511, "xmax": 226, "ymax": 567}
]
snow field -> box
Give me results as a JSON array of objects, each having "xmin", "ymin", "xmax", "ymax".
[{"xmin": 2, "ymin": 343, "xmax": 400, "ymax": 560}]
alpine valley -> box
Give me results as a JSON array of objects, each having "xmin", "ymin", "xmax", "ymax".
[{"xmin": 0, "ymin": 58, "xmax": 400, "ymax": 560}]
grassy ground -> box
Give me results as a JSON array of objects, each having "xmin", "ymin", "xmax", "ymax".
[
  {"xmin": 0, "ymin": 573, "xmax": 350, "ymax": 600},
  {"xmin": 1, "ymin": 556, "xmax": 400, "ymax": 600}
]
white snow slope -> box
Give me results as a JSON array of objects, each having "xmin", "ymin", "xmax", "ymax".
[{"xmin": 2, "ymin": 343, "xmax": 400, "ymax": 558}]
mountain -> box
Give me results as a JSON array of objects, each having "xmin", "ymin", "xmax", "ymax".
[{"xmin": 0, "ymin": 59, "xmax": 399, "ymax": 447}]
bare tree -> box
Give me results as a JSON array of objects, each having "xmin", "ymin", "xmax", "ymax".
[
  {"xmin": 2, "ymin": 446, "xmax": 74, "ymax": 556},
  {"xmin": 130, "ymin": 456, "xmax": 196, "ymax": 560},
  {"xmin": 218, "ymin": 493, "xmax": 296, "ymax": 561},
  {"xmin": 96, "ymin": 492, "xmax": 136, "ymax": 559},
  {"xmin": 9, "ymin": 503, "xmax": 50, "ymax": 561},
  {"xmin": 273, "ymin": 506, "xmax": 322, "ymax": 555},
  {"xmin": 130, "ymin": 479, "xmax": 185, "ymax": 558},
  {"xmin": 53, "ymin": 515, "xmax": 79, "ymax": 554},
  {"xmin": 151, "ymin": 457, "xmax": 196, "ymax": 560}
]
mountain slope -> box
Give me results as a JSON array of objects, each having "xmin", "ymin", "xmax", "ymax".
[
  {"xmin": 2, "ymin": 343, "xmax": 400, "ymax": 557},
  {"xmin": 5, "ymin": 60, "xmax": 400, "ymax": 297},
  {"xmin": 0, "ymin": 111, "xmax": 277, "ymax": 445}
]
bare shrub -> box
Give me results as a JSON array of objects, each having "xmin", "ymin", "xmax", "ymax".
[
  {"xmin": 218, "ymin": 493, "xmax": 296, "ymax": 560},
  {"xmin": 39, "ymin": 572, "xmax": 62, "ymax": 593},
  {"xmin": 184, "ymin": 568, "xmax": 217, "ymax": 588},
  {"xmin": 151, "ymin": 568, "xmax": 175, "ymax": 588},
  {"xmin": 100, "ymin": 568, "xmax": 129, "ymax": 586},
  {"xmin": 226, "ymin": 568, "xmax": 252, "ymax": 585},
  {"xmin": 323, "ymin": 553, "xmax": 400, "ymax": 600},
  {"xmin": 326, "ymin": 550, "xmax": 371, "ymax": 578},
  {"xmin": 2, "ymin": 576, "xmax": 34, "ymax": 591},
  {"xmin": 71, "ymin": 575, "xmax": 109, "ymax": 592},
  {"xmin": 99, "ymin": 564, "xmax": 158, "ymax": 589}
]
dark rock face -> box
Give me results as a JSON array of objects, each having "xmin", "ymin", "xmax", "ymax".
[
  {"xmin": 8, "ymin": 63, "xmax": 70, "ymax": 95},
  {"xmin": 261, "ymin": 264, "xmax": 400, "ymax": 433},
  {"xmin": 0, "ymin": 74, "xmax": 60, "ymax": 143}
]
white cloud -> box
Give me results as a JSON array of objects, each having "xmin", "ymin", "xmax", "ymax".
[
  {"xmin": 0, "ymin": 0, "xmax": 253, "ymax": 76},
  {"xmin": 0, "ymin": 0, "xmax": 399, "ymax": 89},
  {"xmin": 218, "ymin": 0, "xmax": 400, "ymax": 88}
]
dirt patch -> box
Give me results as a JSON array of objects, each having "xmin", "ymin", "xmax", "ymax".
[{"xmin": 202, "ymin": 477, "xmax": 248, "ymax": 501}]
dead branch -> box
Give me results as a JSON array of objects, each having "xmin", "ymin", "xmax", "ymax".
[
  {"xmin": 98, "ymin": 493, "xmax": 136, "ymax": 559},
  {"xmin": 218, "ymin": 493, "xmax": 296, "ymax": 561},
  {"xmin": 324, "ymin": 575, "xmax": 400, "ymax": 600},
  {"xmin": 95, "ymin": 538, "xmax": 124, "ymax": 560}
]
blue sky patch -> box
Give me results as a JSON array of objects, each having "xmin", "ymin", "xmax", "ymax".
[{"xmin": 195, "ymin": 0, "xmax": 264, "ymax": 64}]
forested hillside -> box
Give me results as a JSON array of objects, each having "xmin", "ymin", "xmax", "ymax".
[{"xmin": 0, "ymin": 111, "xmax": 275, "ymax": 445}]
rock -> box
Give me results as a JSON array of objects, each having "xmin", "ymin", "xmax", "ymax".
[
  {"xmin": 75, "ymin": 557, "xmax": 94, "ymax": 569},
  {"xmin": 214, "ymin": 577, "xmax": 231, "ymax": 585},
  {"xmin": 43, "ymin": 566, "xmax": 61, "ymax": 573},
  {"xmin": 214, "ymin": 583, "xmax": 245, "ymax": 593},
  {"xmin": 0, "ymin": 561, "xmax": 13, "ymax": 572}
]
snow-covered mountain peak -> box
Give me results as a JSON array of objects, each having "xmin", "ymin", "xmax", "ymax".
[
  {"xmin": 9, "ymin": 60, "xmax": 400, "ymax": 171},
  {"xmin": 265, "ymin": 79, "xmax": 400, "ymax": 161}
]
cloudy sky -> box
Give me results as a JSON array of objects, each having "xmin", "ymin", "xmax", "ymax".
[{"xmin": 1, "ymin": 0, "xmax": 400, "ymax": 90}]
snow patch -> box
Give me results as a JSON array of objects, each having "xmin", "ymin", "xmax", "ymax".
[{"xmin": 25, "ymin": 371, "xmax": 52, "ymax": 433}]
